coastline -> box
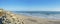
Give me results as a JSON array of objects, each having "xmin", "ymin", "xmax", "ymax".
[
  {"xmin": 11, "ymin": 12, "xmax": 60, "ymax": 24},
  {"xmin": 0, "ymin": 11, "xmax": 60, "ymax": 24}
]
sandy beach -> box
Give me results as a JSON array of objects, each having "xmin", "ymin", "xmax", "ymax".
[{"xmin": 6, "ymin": 11, "xmax": 60, "ymax": 24}]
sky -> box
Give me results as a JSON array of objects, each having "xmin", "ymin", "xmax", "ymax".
[{"xmin": 0, "ymin": 0, "xmax": 60, "ymax": 11}]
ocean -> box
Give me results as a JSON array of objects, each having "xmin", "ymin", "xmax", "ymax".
[{"xmin": 12, "ymin": 11, "xmax": 60, "ymax": 19}]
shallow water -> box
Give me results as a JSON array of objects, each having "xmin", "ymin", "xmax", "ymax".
[{"xmin": 12, "ymin": 11, "xmax": 60, "ymax": 19}]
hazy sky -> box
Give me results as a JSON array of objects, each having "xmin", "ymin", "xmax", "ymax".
[{"xmin": 0, "ymin": 0, "xmax": 60, "ymax": 11}]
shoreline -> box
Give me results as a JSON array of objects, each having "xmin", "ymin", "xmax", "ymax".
[{"xmin": 13, "ymin": 12, "xmax": 60, "ymax": 20}]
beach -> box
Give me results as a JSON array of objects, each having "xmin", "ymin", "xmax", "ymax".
[
  {"xmin": 5, "ymin": 11, "xmax": 60, "ymax": 24},
  {"xmin": 16, "ymin": 14, "xmax": 60, "ymax": 24}
]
